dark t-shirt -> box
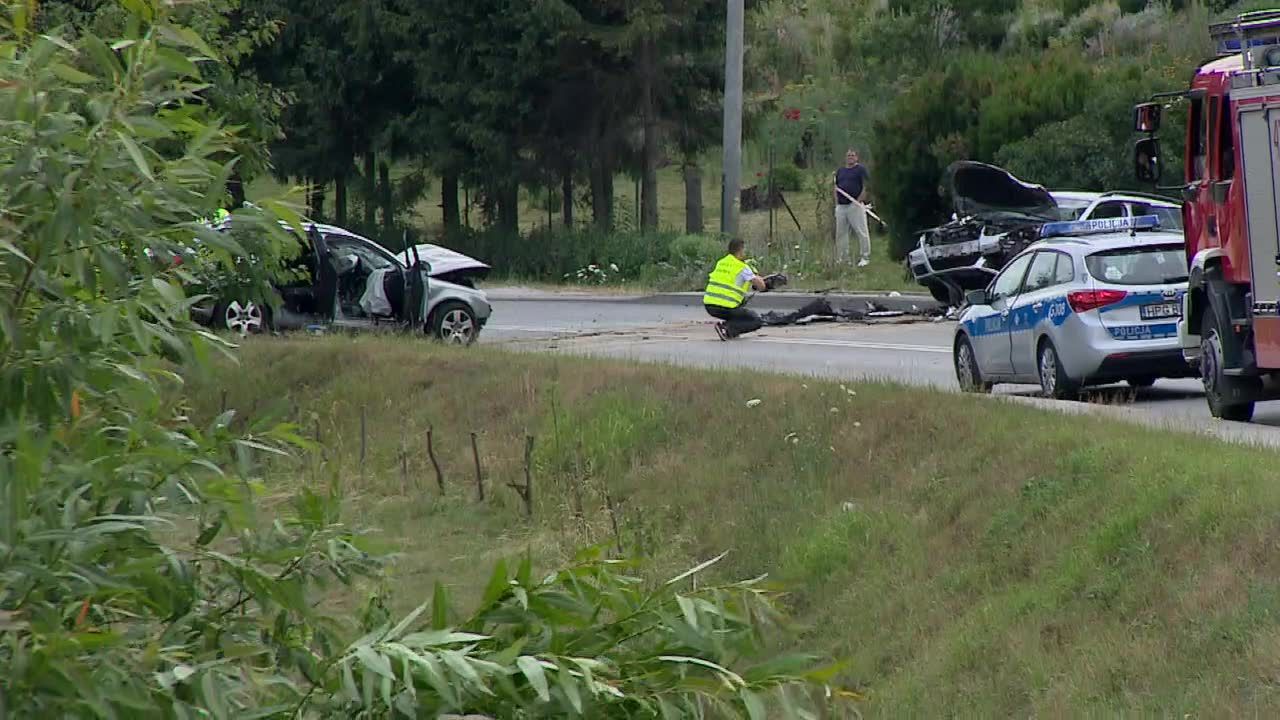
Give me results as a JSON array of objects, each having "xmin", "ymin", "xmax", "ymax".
[{"xmin": 835, "ymin": 164, "xmax": 868, "ymax": 205}]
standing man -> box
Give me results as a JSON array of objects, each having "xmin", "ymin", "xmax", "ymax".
[
  {"xmin": 834, "ymin": 148, "xmax": 871, "ymax": 267},
  {"xmin": 704, "ymin": 238, "xmax": 767, "ymax": 341}
]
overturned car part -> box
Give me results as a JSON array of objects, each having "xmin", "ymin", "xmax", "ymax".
[{"xmin": 906, "ymin": 162, "xmax": 1058, "ymax": 306}]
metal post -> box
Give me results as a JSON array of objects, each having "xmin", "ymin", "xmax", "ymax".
[
  {"xmin": 721, "ymin": 0, "xmax": 744, "ymax": 237},
  {"xmin": 768, "ymin": 140, "xmax": 775, "ymax": 249}
]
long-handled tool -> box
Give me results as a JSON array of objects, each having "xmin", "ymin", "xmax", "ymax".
[{"xmin": 835, "ymin": 186, "xmax": 887, "ymax": 228}]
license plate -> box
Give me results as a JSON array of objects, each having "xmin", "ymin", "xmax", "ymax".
[{"xmin": 1140, "ymin": 301, "xmax": 1180, "ymax": 320}]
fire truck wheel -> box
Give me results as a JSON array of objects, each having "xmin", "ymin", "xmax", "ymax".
[{"xmin": 1201, "ymin": 315, "xmax": 1255, "ymax": 422}]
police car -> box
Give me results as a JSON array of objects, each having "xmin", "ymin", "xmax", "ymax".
[{"xmin": 952, "ymin": 215, "xmax": 1193, "ymax": 398}]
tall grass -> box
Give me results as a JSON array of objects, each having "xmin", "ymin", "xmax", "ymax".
[{"xmin": 190, "ymin": 337, "xmax": 1280, "ymax": 715}]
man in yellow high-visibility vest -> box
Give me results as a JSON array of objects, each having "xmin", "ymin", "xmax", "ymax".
[{"xmin": 704, "ymin": 238, "xmax": 768, "ymax": 341}]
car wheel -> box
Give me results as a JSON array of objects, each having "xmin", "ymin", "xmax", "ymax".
[
  {"xmin": 1037, "ymin": 339, "xmax": 1079, "ymax": 400},
  {"xmin": 217, "ymin": 300, "xmax": 268, "ymax": 336},
  {"xmin": 954, "ymin": 335, "xmax": 992, "ymax": 393},
  {"xmin": 431, "ymin": 301, "xmax": 478, "ymax": 346},
  {"xmin": 1201, "ymin": 314, "xmax": 1255, "ymax": 422},
  {"xmin": 1125, "ymin": 376, "xmax": 1156, "ymax": 389}
]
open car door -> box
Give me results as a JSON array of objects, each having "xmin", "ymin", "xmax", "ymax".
[
  {"xmin": 401, "ymin": 242, "xmax": 427, "ymax": 330},
  {"xmin": 308, "ymin": 224, "xmax": 338, "ymax": 322}
]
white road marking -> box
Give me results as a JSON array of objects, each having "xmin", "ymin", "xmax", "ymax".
[
  {"xmin": 751, "ymin": 337, "xmax": 951, "ymax": 354},
  {"xmin": 489, "ymin": 325, "xmax": 588, "ymax": 333}
]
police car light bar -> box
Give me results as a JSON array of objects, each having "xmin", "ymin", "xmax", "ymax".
[{"xmin": 1039, "ymin": 214, "xmax": 1161, "ymax": 239}]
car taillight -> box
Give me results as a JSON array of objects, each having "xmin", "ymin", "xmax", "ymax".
[{"xmin": 1067, "ymin": 289, "xmax": 1127, "ymax": 313}]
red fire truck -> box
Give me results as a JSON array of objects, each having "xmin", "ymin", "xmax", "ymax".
[{"xmin": 1134, "ymin": 10, "xmax": 1280, "ymax": 421}]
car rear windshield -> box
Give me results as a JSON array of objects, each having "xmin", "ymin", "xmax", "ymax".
[{"xmin": 1086, "ymin": 245, "xmax": 1187, "ymax": 286}]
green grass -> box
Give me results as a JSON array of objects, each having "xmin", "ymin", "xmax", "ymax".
[{"xmin": 184, "ymin": 335, "xmax": 1280, "ymax": 715}]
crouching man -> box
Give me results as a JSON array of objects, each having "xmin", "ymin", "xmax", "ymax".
[{"xmin": 704, "ymin": 238, "xmax": 768, "ymax": 341}]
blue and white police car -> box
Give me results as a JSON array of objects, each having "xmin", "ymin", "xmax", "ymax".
[{"xmin": 952, "ymin": 215, "xmax": 1193, "ymax": 398}]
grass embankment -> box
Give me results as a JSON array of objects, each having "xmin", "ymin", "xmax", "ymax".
[{"xmin": 188, "ymin": 336, "xmax": 1280, "ymax": 715}]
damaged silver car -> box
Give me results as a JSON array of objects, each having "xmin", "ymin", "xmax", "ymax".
[
  {"xmin": 191, "ymin": 221, "xmax": 492, "ymax": 345},
  {"xmin": 906, "ymin": 162, "xmax": 1183, "ymax": 306},
  {"xmin": 906, "ymin": 162, "xmax": 1058, "ymax": 306}
]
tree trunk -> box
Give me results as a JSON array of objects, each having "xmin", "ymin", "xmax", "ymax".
[
  {"xmin": 497, "ymin": 182, "xmax": 519, "ymax": 235},
  {"xmin": 379, "ymin": 161, "xmax": 393, "ymax": 239},
  {"xmin": 640, "ymin": 37, "xmax": 659, "ymax": 233},
  {"xmin": 442, "ymin": 172, "xmax": 460, "ymax": 235},
  {"xmin": 591, "ymin": 158, "xmax": 613, "ymax": 232},
  {"xmin": 308, "ymin": 181, "xmax": 326, "ymax": 220},
  {"xmin": 683, "ymin": 161, "xmax": 703, "ymax": 234},
  {"xmin": 562, "ymin": 165, "xmax": 573, "ymax": 229},
  {"xmin": 227, "ymin": 170, "xmax": 245, "ymax": 210},
  {"xmin": 363, "ymin": 152, "xmax": 376, "ymax": 229},
  {"xmin": 335, "ymin": 174, "xmax": 348, "ymax": 226}
]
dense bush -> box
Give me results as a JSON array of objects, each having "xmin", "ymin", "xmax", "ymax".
[{"xmin": 0, "ymin": 3, "xmax": 841, "ymax": 716}]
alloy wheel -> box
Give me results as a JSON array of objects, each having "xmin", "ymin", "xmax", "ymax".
[
  {"xmin": 440, "ymin": 308, "xmax": 474, "ymax": 345},
  {"xmin": 225, "ymin": 301, "xmax": 263, "ymax": 336}
]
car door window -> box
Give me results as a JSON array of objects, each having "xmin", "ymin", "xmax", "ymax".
[
  {"xmin": 326, "ymin": 235, "xmax": 395, "ymax": 270},
  {"xmin": 1023, "ymin": 252, "xmax": 1059, "ymax": 293},
  {"xmin": 1088, "ymin": 202, "xmax": 1125, "ymax": 220},
  {"xmin": 1053, "ymin": 252, "xmax": 1075, "ymax": 285},
  {"xmin": 990, "ymin": 253, "xmax": 1033, "ymax": 303}
]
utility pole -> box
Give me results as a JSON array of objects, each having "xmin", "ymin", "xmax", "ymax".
[{"xmin": 720, "ymin": 0, "xmax": 744, "ymax": 237}]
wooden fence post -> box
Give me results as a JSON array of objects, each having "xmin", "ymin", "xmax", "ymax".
[
  {"xmin": 470, "ymin": 432, "xmax": 484, "ymax": 502},
  {"xmin": 427, "ymin": 426, "xmax": 445, "ymax": 492}
]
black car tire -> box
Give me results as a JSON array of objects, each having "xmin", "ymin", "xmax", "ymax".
[
  {"xmin": 1201, "ymin": 314, "xmax": 1255, "ymax": 422},
  {"xmin": 954, "ymin": 335, "xmax": 992, "ymax": 393},
  {"xmin": 1037, "ymin": 339, "xmax": 1080, "ymax": 400},
  {"xmin": 431, "ymin": 301, "xmax": 479, "ymax": 346},
  {"xmin": 1126, "ymin": 376, "xmax": 1156, "ymax": 389}
]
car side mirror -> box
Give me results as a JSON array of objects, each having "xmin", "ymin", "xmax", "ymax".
[
  {"xmin": 1135, "ymin": 137, "xmax": 1161, "ymax": 184},
  {"xmin": 965, "ymin": 289, "xmax": 988, "ymax": 307},
  {"xmin": 1134, "ymin": 102, "xmax": 1161, "ymax": 133}
]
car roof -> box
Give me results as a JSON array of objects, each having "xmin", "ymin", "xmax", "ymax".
[
  {"xmin": 1031, "ymin": 230, "xmax": 1186, "ymax": 255},
  {"xmin": 1049, "ymin": 191, "xmax": 1101, "ymax": 204},
  {"xmin": 1095, "ymin": 192, "xmax": 1180, "ymax": 206}
]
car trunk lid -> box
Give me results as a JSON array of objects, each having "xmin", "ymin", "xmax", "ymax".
[{"xmin": 1084, "ymin": 242, "xmax": 1187, "ymax": 341}]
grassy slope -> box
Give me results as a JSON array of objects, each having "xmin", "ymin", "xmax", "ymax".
[{"xmin": 187, "ymin": 336, "xmax": 1280, "ymax": 715}]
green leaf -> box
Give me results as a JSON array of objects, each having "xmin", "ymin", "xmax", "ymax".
[
  {"xmin": 195, "ymin": 516, "xmax": 223, "ymax": 547},
  {"xmin": 151, "ymin": 277, "xmax": 184, "ymax": 306},
  {"xmin": 676, "ymin": 595, "xmax": 698, "ymax": 630},
  {"xmin": 741, "ymin": 688, "xmax": 766, "ymax": 720},
  {"xmin": 666, "ymin": 550, "xmax": 730, "ymax": 586},
  {"xmin": 356, "ymin": 646, "xmax": 394, "ymax": 680},
  {"xmin": 50, "ymin": 63, "xmax": 95, "ymax": 84},
  {"xmin": 657, "ymin": 656, "xmax": 745, "ymax": 688},
  {"xmin": 481, "ymin": 558, "xmax": 509, "ymax": 607},
  {"xmin": 117, "ymin": 131, "xmax": 153, "ymax": 181},
  {"xmin": 517, "ymin": 656, "xmax": 550, "ymax": 703},
  {"xmin": 557, "ymin": 662, "xmax": 584, "ymax": 714},
  {"xmin": 385, "ymin": 602, "xmax": 427, "ymax": 642},
  {"xmin": 432, "ymin": 581, "xmax": 450, "ymax": 630}
]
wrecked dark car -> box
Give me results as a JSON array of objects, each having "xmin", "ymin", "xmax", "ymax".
[{"xmin": 906, "ymin": 162, "xmax": 1059, "ymax": 306}]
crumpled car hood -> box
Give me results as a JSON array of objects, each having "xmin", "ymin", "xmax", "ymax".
[
  {"xmin": 398, "ymin": 244, "xmax": 490, "ymax": 278},
  {"xmin": 946, "ymin": 161, "xmax": 1058, "ymax": 221}
]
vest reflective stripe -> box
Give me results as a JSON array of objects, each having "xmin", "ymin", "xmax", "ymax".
[{"xmin": 704, "ymin": 254, "xmax": 751, "ymax": 308}]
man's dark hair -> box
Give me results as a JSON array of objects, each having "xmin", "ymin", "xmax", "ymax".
[{"xmin": 727, "ymin": 238, "xmax": 745, "ymax": 255}]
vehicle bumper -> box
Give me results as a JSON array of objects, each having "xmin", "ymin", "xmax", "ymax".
[
  {"xmin": 1092, "ymin": 349, "xmax": 1195, "ymax": 381},
  {"xmin": 907, "ymin": 247, "xmax": 998, "ymax": 293},
  {"xmin": 1055, "ymin": 315, "xmax": 1193, "ymax": 382}
]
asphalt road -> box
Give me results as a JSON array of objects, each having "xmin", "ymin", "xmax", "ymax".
[{"xmin": 482, "ymin": 291, "xmax": 1280, "ymax": 448}]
